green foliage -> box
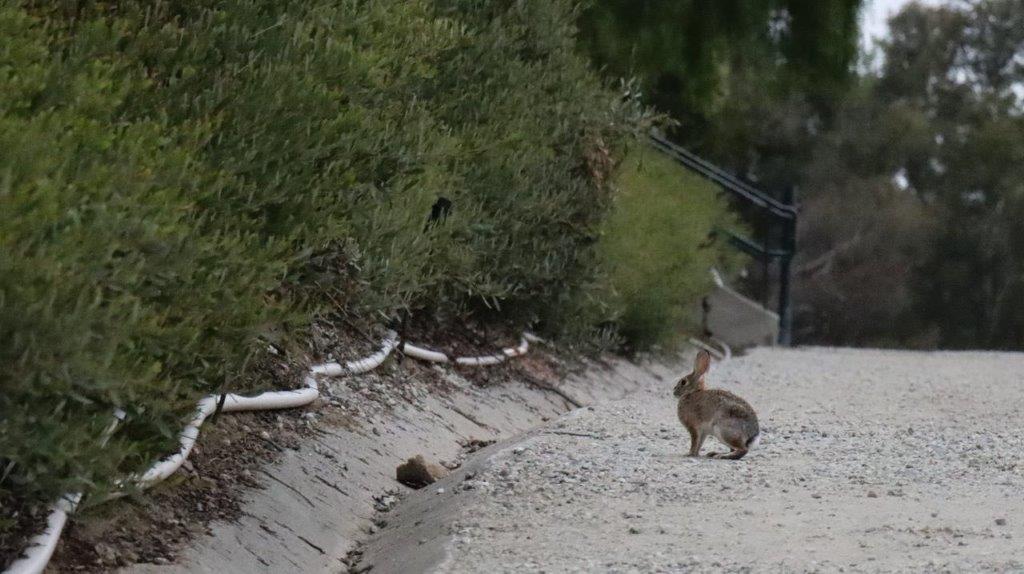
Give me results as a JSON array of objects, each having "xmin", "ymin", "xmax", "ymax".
[
  {"xmin": 578, "ymin": 0, "xmax": 862, "ymax": 148},
  {"xmin": 794, "ymin": 0, "xmax": 1024, "ymax": 349},
  {"xmin": 596, "ymin": 147, "xmax": 744, "ymax": 349},
  {"xmin": 576, "ymin": 0, "xmax": 867, "ymax": 350},
  {"xmin": 577, "ymin": 0, "xmax": 1024, "ymax": 351},
  {"xmin": 877, "ymin": 0, "xmax": 1024, "ymax": 349},
  {"xmin": 1, "ymin": 0, "xmax": 649, "ymax": 532},
  {"xmin": 795, "ymin": 85, "xmax": 934, "ymax": 346},
  {"xmin": 0, "ymin": 5, "xmax": 264, "ymax": 508}
]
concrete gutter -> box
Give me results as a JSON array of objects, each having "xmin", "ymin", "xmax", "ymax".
[{"xmin": 122, "ymin": 355, "xmax": 680, "ymax": 573}]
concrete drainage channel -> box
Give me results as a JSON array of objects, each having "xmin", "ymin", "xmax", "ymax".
[
  {"xmin": 6, "ymin": 323, "xmax": 693, "ymax": 574},
  {"xmin": 122, "ymin": 353, "xmax": 682, "ymax": 574},
  {"xmin": 348, "ymin": 358, "xmax": 686, "ymax": 574},
  {"xmin": 7, "ymin": 331, "xmax": 523, "ymax": 574}
]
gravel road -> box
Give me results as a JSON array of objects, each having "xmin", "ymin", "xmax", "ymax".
[{"xmin": 364, "ymin": 347, "xmax": 1024, "ymax": 573}]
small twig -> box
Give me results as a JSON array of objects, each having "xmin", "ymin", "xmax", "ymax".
[
  {"xmin": 451, "ymin": 405, "xmax": 494, "ymax": 431},
  {"xmin": 548, "ymin": 429, "xmax": 602, "ymax": 437},
  {"xmin": 315, "ymin": 474, "xmax": 351, "ymax": 497},
  {"xmin": 257, "ymin": 434, "xmax": 286, "ymax": 452},
  {"xmin": 296, "ymin": 534, "xmax": 326, "ymax": 555},
  {"xmin": 516, "ymin": 371, "xmax": 584, "ymax": 408},
  {"xmin": 259, "ymin": 469, "xmax": 316, "ymax": 507}
]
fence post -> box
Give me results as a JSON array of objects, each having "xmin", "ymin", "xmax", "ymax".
[{"xmin": 777, "ymin": 186, "xmax": 796, "ymax": 346}]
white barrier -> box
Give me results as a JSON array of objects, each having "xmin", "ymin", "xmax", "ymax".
[{"xmin": 5, "ymin": 331, "xmax": 539, "ymax": 574}]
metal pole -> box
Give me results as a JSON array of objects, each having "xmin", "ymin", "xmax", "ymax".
[
  {"xmin": 762, "ymin": 211, "xmax": 771, "ymax": 309},
  {"xmin": 777, "ymin": 186, "xmax": 796, "ymax": 346}
]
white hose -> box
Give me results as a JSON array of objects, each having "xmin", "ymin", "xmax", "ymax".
[
  {"xmin": 4, "ymin": 494, "xmax": 79, "ymax": 574},
  {"xmin": 455, "ymin": 355, "xmax": 505, "ymax": 366},
  {"xmin": 708, "ymin": 336, "xmax": 733, "ymax": 362},
  {"xmin": 503, "ymin": 338, "xmax": 529, "ymax": 357},
  {"xmin": 6, "ymin": 410, "xmax": 125, "ymax": 574},
  {"xmin": 523, "ymin": 332, "xmax": 545, "ymax": 344},
  {"xmin": 5, "ymin": 330, "xmax": 533, "ymax": 574},
  {"xmin": 398, "ymin": 342, "xmax": 449, "ymax": 363},
  {"xmin": 442, "ymin": 335, "xmax": 531, "ymax": 366},
  {"xmin": 139, "ymin": 380, "xmax": 320, "ymax": 487},
  {"xmin": 309, "ymin": 331, "xmax": 398, "ymax": 376}
]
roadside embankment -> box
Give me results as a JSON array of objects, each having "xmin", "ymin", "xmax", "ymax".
[{"xmin": 112, "ymin": 349, "xmax": 682, "ymax": 573}]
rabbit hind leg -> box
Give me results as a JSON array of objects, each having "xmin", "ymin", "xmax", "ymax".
[{"xmin": 707, "ymin": 427, "xmax": 749, "ymax": 460}]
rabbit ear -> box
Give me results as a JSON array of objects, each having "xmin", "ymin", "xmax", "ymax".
[{"xmin": 692, "ymin": 350, "xmax": 711, "ymax": 379}]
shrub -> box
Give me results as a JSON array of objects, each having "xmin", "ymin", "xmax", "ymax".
[
  {"xmin": 596, "ymin": 146, "xmax": 745, "ymax": 350},
  {"xmin": 1, "ymin": 0, "xmax": 649, "ymax": 536},
  {"xmin": 0, "ymin": 4, "xmax": 281, "ymax": 513}
]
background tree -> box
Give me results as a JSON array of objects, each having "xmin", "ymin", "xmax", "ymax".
[
  {"xmin": 578, "ymin": 0, "xmax": 862, "ymax": 186},
  {"xmin": 786, "ymin": 0, "xmax": 1024, "ymax": 348},
  {"xmin": 876, "ymin": 0, "xmax": 1024, "ymax": 348},
  {"xmin": 581, "ymin": 0, "xmax": 1024, "ymax": 350}
]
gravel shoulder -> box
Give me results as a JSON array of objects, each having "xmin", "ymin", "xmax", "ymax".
[{"xmin": 358, "ymin": 347, "xmax": 1024, "ymax": 573}]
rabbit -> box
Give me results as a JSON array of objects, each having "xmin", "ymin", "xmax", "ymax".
[{"xmin": 674, "ymin": 349, "xmax": 760, "ymax": 460}]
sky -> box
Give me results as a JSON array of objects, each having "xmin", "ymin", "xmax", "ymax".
[{"xmin": 860, "ymin": 0, "xmax": 949, "ymax": 46}]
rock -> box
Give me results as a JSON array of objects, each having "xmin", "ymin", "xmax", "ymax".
[
  {"xmin": 996, "ymin": 518, "xmax": 1007, "ymax": 526},
  {"xmin": 396, "ymin": 455, "xmax": 449, "ymax": 488},
  {"xmin": 94, "ymin": 543, "xmax": 118, "ymax": 565},
  {"xmin": 867, "ymin": 491, "xmax": 878, "ymax": 498},
  {"xmin": 373, "ymin": 493, "xmax": 399, "ymax": 512}
]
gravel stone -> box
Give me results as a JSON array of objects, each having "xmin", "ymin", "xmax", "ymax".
[{"xmin": 422, "ymin": 347, "xmax": 1024, "ymax": 573}]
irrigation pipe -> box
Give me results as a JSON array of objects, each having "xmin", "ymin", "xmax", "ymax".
[
  {"xmin": 5, "ymin": 330, "xmax": 539, "ymax": 574},
  {"xmin": 6, "ymin": 411, "xmax": 125, "ymax": 574},
  {"xmin": 708, "ymin": 337, "xmax": 733, "ymax": 362}
]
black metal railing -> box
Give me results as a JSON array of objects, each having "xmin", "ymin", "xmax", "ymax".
[{"xmin": 649, "ymin": 132, "xmax": 797, "ymax": 345}]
